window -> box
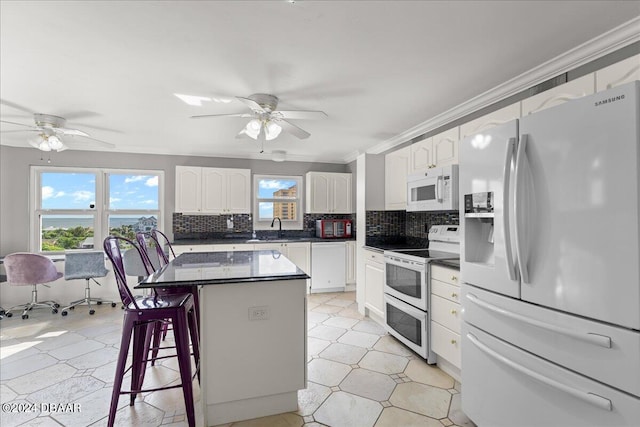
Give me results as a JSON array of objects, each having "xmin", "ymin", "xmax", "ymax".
[
  {"xmin": 32, "ymin": 167, "xmax": 164, "ymax": 252},
  {"xmin": 253, "ymin": 175, "xmax": 303, "ymax": 230}
]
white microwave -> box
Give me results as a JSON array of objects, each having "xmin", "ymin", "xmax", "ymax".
[{"xmin": 407, "ymin": 165, "xmax": 459, "ymax": 211}]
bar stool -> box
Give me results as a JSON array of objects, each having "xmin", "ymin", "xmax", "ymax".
[
  {"xmin": 103, "ymin": 236, "xmax": 199, "ymax": 427},
  {"xmin": 135, "ymin": 231, "xmax": 200, "ymax": 366}
]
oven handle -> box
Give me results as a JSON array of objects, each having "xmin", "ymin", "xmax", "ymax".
[
  {"xmin": 502, "ymin": 137, "xmax": 517, "ymax": 281},
  {"xmin": 466, "ymin": 333, "xmax": 612, "ymax": 411},
  {"xmin": 466, "ymin": 293, "xmax": 612, "ymax": 348},
  {"xmin": 384, "ymin": 293, "xmax": 427, "ymax": 320}
]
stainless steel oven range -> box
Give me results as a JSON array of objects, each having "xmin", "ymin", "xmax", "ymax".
[{"xmin": 383, "ymin": 225, "xmax": 460, "ymax": 361}]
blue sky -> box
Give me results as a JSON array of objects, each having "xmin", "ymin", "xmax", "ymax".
[
  {"xmin": 41, "ymin": 172, "xmax": 158, "ymax": 210},
  {"xmin": 257, "ymin": 178, "xmax": 297, "ymax": 219}
]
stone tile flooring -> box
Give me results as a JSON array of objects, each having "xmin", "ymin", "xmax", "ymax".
[{"xmin": 0, "ymin": 291, "xmax": 476, "ymax": 427}]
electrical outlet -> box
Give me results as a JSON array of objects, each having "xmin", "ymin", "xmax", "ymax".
[{"xmin": 249, "ymin": 306, "xmax": 269, "ymax": 321}]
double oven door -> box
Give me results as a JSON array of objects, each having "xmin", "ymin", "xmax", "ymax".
[
  {"xmin": 383, "ymin": 253, "xmax": 435, "ymax": 362},
  {"xmin": 384, "ymin": 254, "xmax": 427, "ymax": 311}
]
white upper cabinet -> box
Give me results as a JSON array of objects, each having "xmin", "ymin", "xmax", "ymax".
[
  {"xmin": 385, "ymin": 145, "xmax": 410, "ymax": 210},
  {"xmin": 596, "ymin": 54, "xmax": 640, "ymax": 92},
  {"xmin": 410, "ymin": 137, "xmax": 433, "ymax": 172},
  {"xmin": 460, "ymin": 103, "xmax": 521, "ymax": 140},
  {"xmin": 432, "ymin": 127, "xmax": 459, "ymax": 168},
  {"xmin": 305, "ymin": 172, "xmax": 352, "ymax": 214},
  {"xmin": 521, "ymin": 74, "xmax": 595, "ymax": 116},
  {"xmin": 175, "ymin": 166, "xmax": 251, "ymax": 214},
  {"xmin": 410, "ymin": 128, "xmax": 459, "ymax": 173}
]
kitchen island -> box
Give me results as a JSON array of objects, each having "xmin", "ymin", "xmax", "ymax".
[{"xmin": 137, "ymin": 250, "xmax": 309, "ymax": 426}]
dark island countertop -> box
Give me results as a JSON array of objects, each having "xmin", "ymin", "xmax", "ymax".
[{"xmin": 136, "ymin": 250, "xmax": 310, "ymax": 288}]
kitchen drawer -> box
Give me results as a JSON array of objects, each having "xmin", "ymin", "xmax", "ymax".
[
  {"xmin": 431, "ymin": 264, "xmax": 459, "ymax": 286},
  {"xmin": 431, "ymin": 321, "xmax": 461, "ymax": 369},
  {"xmin": 364, "ymin": 249, "xmax": 384, "ymax": 265},
  {"xmin": 462, "ymin": 322, "xmax": 640, "ymax": 427},
  {"xmin": 173, "ymin": 244, "xmax": 216, "ymax": 255},
  {"xmin": 431, "ymin": 294, "xmax": 461, "ymax": 334},
  {"xmin": 462, "ymin": 284, "xmax": 640, "ymax": 397},
  {"xmin": 214, "ymin": 243, "xmax": 254, "ymax": 252},
  {"xmin": 431, "ymin": 279, "xmax": 460, "ymax": 304}
]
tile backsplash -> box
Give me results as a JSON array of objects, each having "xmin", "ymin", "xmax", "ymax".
[
  {"xmin": 366, "ymin": 209, "xmax": 459, "ymax": 241},
  {"xmin": 173, "ymin": 212, "xmax": 354, "ymax": 239}
]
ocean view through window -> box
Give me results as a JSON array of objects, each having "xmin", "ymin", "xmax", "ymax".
[{"xmin": 32, "ymin": 167, "xmax": 164, "ymax": 252}]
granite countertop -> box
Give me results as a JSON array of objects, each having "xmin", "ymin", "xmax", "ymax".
[{"xmin": 136, "ymin": 250, "xmax": 310, "ymax": 288}]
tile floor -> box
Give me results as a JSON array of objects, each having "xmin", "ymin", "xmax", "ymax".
[{"xmin": 0, "ymin": 291, "xmax": 476, "ymax": 427}]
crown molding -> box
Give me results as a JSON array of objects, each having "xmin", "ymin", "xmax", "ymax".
[{"xmin": 363, "ymin": 16, "xmax": 640, "ymax": 156}]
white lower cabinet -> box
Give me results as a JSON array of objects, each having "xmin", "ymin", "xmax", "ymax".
[
  {"xmin": 254, "ymin": 242, "xmax": 310, "ymax": 276},
  {"xmin": 430, "ymin": 263, "xmax": 461, "ymax": 378},
  {"xmin": 346, "ymin": 241, "xmax": 356, "ymax": 285},
  {"xmin": 364, "ymin": 249, "xmax": 385, "ymax": 319},
  {"xmin": 172, "ymin": 244, "xmax": 216, "ymax": 255}
]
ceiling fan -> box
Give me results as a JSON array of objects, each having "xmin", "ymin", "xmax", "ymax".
[
  {"xmin": 187, "ymin": 93, "xmax": 327, "ymax": 141},
  {"xmin": 0, "ymin": 113, "xmax": 115, "ymax": 152}
]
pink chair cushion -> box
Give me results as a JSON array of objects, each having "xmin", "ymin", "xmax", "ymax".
[{"xmin": 4, "ymin": 252, "xmax": 63, "ymax": 285}]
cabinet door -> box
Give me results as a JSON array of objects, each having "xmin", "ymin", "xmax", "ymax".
[
  {"xmin": 331, "ymin": 174, "xmax": 352, "ymax": 213},
  {"xmin": 285, "ymin": 242, "xmax": 310, "ymax": 274},
  {"xmin": 214, "ymin": 243, "xmax": 254, "ymax": 252},
  {"xmin": 385, "ymin": 146, "xmax": 410, "ymax": 210},
  {"xmin": 175, "ymin": 166, "xmax": 202, "ymax": 213},
  {"xmin": 410, "ymin": 137, "xmax": 433, "ymax": 173},
  {"xmin": 596, "ymin": 54, "xmax": 640, "ymax": 92},
  {"xmin": 345, "ymin": 241, "xmax": 356, "ymax": 284},
  {"xmin": 459, "ymin": 103, "xmax": 521, "ymax": 141},
  {"xmin": 201, "ymin": 168, "xmax": 226, "ymax": 214},
  {"xmin": 306, "ymin": 173, "xmax": 331, "ymax": 213},
  {"xmin": 226, "ymin": 169, "xmax": 251, "ymax": 214},
  {"xmin": 364, "ymin": 257, "xmax": 384, "ymax": 318},
  {"xmin": 432, "ymin": 127, "xmax": 459, "ymax": 168},
  {"xmin": 521, "ymin": 74, "xmax": 595, "ymax": 115}
]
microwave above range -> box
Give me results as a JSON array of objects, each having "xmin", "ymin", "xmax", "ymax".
[
  {"xmin": 315, "ymin": 219, "xmax": 352, "ymax": 238},
  {"xmin": 407, "ymin": 165, "xmax": 459, "ymax": 212}
]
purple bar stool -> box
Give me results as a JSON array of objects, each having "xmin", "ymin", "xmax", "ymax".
[
  {"xmin": 136, "ymin": 231, "xmax": 201, "ymax": 366},
  {"xmin": 103, "ymin": 236, "xmax": 199, "ymax": 427}
]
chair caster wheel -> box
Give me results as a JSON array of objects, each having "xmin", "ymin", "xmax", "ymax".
[
  {"xmin": 0, "ymin": 310, "xmax": 5, "ymax": 316},
  {"xmin": 89, "ymin": 310, "xmax": 95, "ymax": 315},
  {"xmin": 61, "ymin": 311, "xmax": 68, "ymax": 316},
  {"xmin": 111, "ymin": 303, "xmax": 117, "ymax": 307},
  {"xmin": 54, "ymin": 303, "xmax": 60, "ymax": 308},
  {"xmin": 22, "ymin": 314, "xmax": 28, "ymax": 320},
  {"xmin": 69, "ymin": 306, "xmax": 75, "ymax": 310},
  {"xmin": 6, "ymin": 312, "xmax": 13, "ymax": 317},
  {"xmin": 52, "ymin": 309, "xmax": 58, "ymax": 314},
  {"xmin": 97, "ymin": 301, "xmax": 103, "ymax": 305}
]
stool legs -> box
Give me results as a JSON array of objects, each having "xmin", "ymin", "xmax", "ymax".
[
  {"xmin": 109, "ymin": 314, "xmax": 135, "ymax": 426},
  {"xmin": 174, "ymin": 309, "xmax": 196, "ymax": 427}
]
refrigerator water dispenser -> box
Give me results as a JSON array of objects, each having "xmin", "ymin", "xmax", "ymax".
[{"xmin": 464, "ymin": 192, "xmax": 495, "ymax": 265}]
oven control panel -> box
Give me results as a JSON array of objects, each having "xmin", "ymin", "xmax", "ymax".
[{"xmin": 428, "ymin": 225, "xmax": 460, "ymax": 242}]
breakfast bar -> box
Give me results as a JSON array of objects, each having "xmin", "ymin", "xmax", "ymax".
[{"xmin": 137, "ymin": 250, "xmax": 309, "ymax": 426}]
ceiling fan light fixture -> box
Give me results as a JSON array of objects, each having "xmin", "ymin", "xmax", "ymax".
[
  {"xmin": 242, "ymin": 119, "xmax": 262, "ymax": 139},
  {"xmin": 48, "ymin": 135, "xmax": 64, "ymax": 151},
  {"xmin": 265, "ymin": 121, "xmax": 282, "ymax": 141}
]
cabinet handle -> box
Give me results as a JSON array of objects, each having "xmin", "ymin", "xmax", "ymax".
[
  {"xmin": 451, "ymin": 292, "xmax": 458, "ymax": 298},
  {"xmin": 451, "ymin": 309, "xmax": 457, "ymax": 315},
  {"xmin": 451, "ymin": 339, "xmax": 457, "ymax": 345},
  {"xmin": 451, "ymin": 275, "xmax": 457, "ymax": 281}
]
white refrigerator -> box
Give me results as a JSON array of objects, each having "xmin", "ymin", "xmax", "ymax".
[{"xmin": 460, "ymin": 81, "xmax": 640, "ymax": 427}]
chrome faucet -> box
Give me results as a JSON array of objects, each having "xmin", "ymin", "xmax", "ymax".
[{"xmin": 271, "ymin": 217, "xmax": 283, "ymax": 238}]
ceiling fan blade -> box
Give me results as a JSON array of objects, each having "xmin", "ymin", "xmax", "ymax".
[
  {"xmin": 236, "ymin": 97, "xmax": 266, "ymax": 114},
  {"xmin": 279, "ymin": 119, "xmax": 311, "ymax": 139},
  {"xmin": 275, "ymin": 110, "xmax": 328, "ymax": 120},
  {"xmin": 0, "ymin": 119, "xmax": 38, "ymax": 129},
  {"xmin": 56, "ymin": 127, "xmax": 90, "ymax": 137},
  {"xmin": 0, "ymin": 129, "xmax": 40, "ymax": 134},
  {"xmin": 0, "ymin": 99, "xmax": 36, "ymax": 115},
  {"xmin": 190, "ymin": 113, "xmax": 254, "ymax": 119}
]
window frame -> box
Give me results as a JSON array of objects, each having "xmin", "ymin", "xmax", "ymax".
[
  {"xmin": 253, "ymin": 174, "xmax": 303, "ymax": 231},
  {"xmin": 30, "ymin": 166, "xmax": 165, "ymax": 253}
]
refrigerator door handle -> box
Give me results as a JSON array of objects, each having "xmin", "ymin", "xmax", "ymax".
[
  {"xmin": 514, "ymin": 134, "xmax": 530, "ymax": 283},
  {"xmin": 502, "ymin": 137, "xmax": 517, "ymax": 281},
  {"xmin": 466, "ymin": 293, "xmax": 612, "ymax": 348},
  {"xmin": 466, "ymin": 333, "xmax": 613, "ymax": 411}
]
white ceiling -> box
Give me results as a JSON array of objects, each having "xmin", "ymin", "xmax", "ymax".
[{"xmin": 1, "ymin": 1, "xmax": 638, "ymax": 164}]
